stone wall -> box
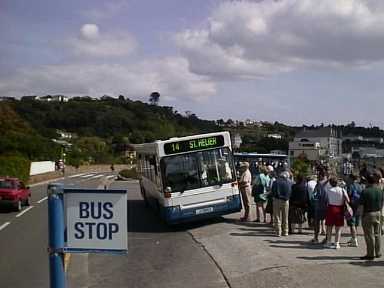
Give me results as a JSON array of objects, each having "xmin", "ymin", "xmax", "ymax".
[{"xmin": 28, "ymin": 164, "xmax": 130, "ymax": 184}]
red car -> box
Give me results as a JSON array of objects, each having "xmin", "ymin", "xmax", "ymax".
[{"xmin": 0, "ymin": 178, "xmax": 31, "ymax": 211}]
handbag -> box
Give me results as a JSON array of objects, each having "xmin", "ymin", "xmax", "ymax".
[{"xmin": 344, "ymin": 201, "xmax": 354, "ymax": 221}]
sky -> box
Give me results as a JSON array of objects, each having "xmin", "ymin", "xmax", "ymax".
[{"xmin": 1, "ymin": 0, "xmax": 384, "ymax": 127}]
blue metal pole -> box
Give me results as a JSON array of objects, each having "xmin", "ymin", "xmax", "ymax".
[{"xmin": 48, "ymin": 183, "xmax": 66, "ymax": 288}]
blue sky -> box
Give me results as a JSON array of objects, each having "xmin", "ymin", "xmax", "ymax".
[{"xmin": 1, "ymin": 0, "xmax": 384, "ymax": 127}]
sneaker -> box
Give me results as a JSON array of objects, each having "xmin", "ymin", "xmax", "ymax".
[
  {"xmin": 335, "ymin": 242, "xmax": 341, "ymax": 249},
  {"xmin": 360, "ymin": 255, "xmax": 374, "ymax": 261},
  {"xmin": 323, "ymin": 242, "xmax": 333, "ymax": 249},
  {"xmin": 348, "ymin": 239, "xmax": 358, "ymax": 247},
  {"xmin": 309, "ymin": 238, "xmax": 319, "ymax": 244},
  {"xmin": 320, "ymin": 238, "xmax": 328, "ymax": 244}
]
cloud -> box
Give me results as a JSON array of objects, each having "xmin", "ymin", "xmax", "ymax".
[
  {"xmin": 81, "ymin": 1, "xmax": 129, "ymax": 20},
  {"xmin": 68, "ymin": 24, "xmax": 137, "ymax": 58},
  {"xmin": 175, "ymin": 0, "xmax": 384, "ymax": 79},
  {"xmin": 80, "ymin": 24, "xmax": 100, "ymax": 40},
  {"xmin": 0, "ymin": 58, "xmax": 216, "ymax": 101}
]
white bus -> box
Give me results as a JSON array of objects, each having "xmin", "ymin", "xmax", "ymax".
[{"xmin": 135, "ymin": 131, "xmax": 241, "ymax": 224}]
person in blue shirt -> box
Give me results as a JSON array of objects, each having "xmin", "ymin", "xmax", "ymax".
[
  {"xmin": 346, "ymin": 173, "xmax": 363, "ymax": 247},
  {"xmin": 272, "ymin": 171, "xmax": 292, "ymax": 236}
]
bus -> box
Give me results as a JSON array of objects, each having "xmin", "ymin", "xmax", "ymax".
[
  {"xmin": 135, "ymin": 131, "xmax": 241, "ymax": 224},
  {"xmin": 233, "ymin": 152, "xmax": 289, "ymax": 177}
]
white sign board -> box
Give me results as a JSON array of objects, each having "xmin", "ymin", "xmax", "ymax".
[{"xmin": 64, "ymin": 189, "xmax": 127, "ymax": 253}]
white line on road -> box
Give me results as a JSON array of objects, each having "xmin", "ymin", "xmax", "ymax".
[
  {"xmin": 0, "ymin": 222, "xmax": 11, "ymax": 231},
  {"xmin": 68, "ymin": 173, "xmax": 87, "ymax": 178},
  {"xmin": 106, "ymin": 175, "xmax": 116, "ymax": 180},
  {"xmin": 80, "ymin": 174, "xmax": 95, "ymax": 178},
  {"xmin": 15, "ymin": 206, "xmax": 34, "ymax": 218},
  {"xmin": 89, "ymin": 174, "xmax": 104, "ymax": 179},
  {"xmin": 37, "ymin": 197, "xmax": 48, "ymax": 204}
]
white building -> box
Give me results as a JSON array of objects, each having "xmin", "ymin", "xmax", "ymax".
[
  {"xmin": 267, "ymin": 133, "xmax": 283, "ymax": 139},
  {"xmin": 231, "ymin": 133, "xmax": 242, "ymax": 150},
  {"xmin": 289, "ymin": 127, "xmax": 342, "ymax": 161}
]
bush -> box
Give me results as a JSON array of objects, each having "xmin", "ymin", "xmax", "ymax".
[
  {"xmin": 118, "ymin": 168, "xmax": 138, "ymax": 179},
  {"xmin": 0, "ymin": 154, "xmax": 31, "ymax": 183}
]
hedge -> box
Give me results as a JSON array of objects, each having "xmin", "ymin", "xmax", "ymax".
[{"xmin": 0, "ymin": 154, "xmax": 31, "ymax": 183}]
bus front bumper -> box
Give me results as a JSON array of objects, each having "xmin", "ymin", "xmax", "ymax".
[{"xmin": 161, "ymin": 194, "xmax": 241, "ymax": 225}]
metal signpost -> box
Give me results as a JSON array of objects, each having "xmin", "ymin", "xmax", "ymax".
[{"xmin": 47, "ymin": 184, "xmax": 127, "ymax": 288}]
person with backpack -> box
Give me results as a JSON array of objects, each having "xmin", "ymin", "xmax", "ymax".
[
  {"xmin": 346, "ymin": 174, "xmax": 363, "ymax": 247},
  {"xmin": 252, "ymin": 166, "xmax": 270, "ymax": 222}
]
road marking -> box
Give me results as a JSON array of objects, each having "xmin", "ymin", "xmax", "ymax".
[
  {"xmin": 81, "ymin": 174, "xmax": 95, "ymax": 178},
  {"xmin": 106, "ymin": 175, "xmax": 116, "ymax": 180},
  {"xmin": 15, "ymin": 206, "xmax": 34, "ymax": 218},
  {"xmin": 68, "ymin": 173, "xmax": 87, "ymax": 178},
  {"xmin": 37, "ymin": 196, "xmax": 48, "ymax": 203},
  {"xmin": 0, "ymin": 222, "xmax": 11, "ymax": 231},
  {"xmin": 89, "ymin": 174, "xmax": 104, "ymax": 179}
]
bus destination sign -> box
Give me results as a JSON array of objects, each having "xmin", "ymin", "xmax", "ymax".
[{"xmin": 164, "ymin": 135, "xmax": 225, "ymax": 155}]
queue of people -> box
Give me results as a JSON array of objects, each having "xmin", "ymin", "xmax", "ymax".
[{"xmin": 238, "ymin": 162, "xmax": 384, "ymax": 260}]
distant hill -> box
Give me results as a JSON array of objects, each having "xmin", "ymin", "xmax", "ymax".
[{"xmin": 0, "ymin": 97, "xmax": 220, "ymax": 173}]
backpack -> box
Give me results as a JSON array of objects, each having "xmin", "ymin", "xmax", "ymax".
[
  {"xmin": 312, "ymin": 181, "xmax": 328, "ymax": 211},
  {"xmin": 348, "ymin": 182, "xmax": 362, "ymax": 207},
  {"xmin": 252, "ymin": 174, "xmax": 268, "ymax": 196}
]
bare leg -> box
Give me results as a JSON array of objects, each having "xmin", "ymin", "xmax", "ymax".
[
  {"xmin": 326, "ymin": 225, "xmax": 332, "ymax": 244},
  {"xmin": 256, "ymin": 203, "xmax": 261, "ymax": 221},
  {"xmin": 262, "ymin": 204, "xmax": 267, "ymax": 223},
  {"xmin": 335, "ymin": 226, "xmax": 342, "ymax": 245}
]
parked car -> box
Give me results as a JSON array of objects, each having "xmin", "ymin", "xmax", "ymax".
[{"xmin": 0, "ymin": 177, "xmax": 31, "ymax": 211}]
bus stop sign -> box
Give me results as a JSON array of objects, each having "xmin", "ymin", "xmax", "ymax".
[{"xmin": 64, "ymin": 189, "xmax": 127, "ymax": 253}]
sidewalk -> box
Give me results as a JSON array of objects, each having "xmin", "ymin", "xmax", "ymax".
[{"xmin": 189, "ymin": 211, "xmax": 384, "ymax": 288}]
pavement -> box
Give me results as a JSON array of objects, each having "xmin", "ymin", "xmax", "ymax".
[
  {"xmin": 2, "ymin": 175, "xmax": 383, "ymax": 288},
  {"xmin": 67, "ymin": 180, "xmax": 384, "ymax": 288}
]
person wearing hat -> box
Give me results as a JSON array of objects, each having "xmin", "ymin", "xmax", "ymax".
[{"xmin": 239, "ymin": 162, "xmax": 252, "ymax": 222}]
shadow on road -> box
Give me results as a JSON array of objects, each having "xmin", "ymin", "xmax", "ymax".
[
  {"xmin": 298, "ymin": 255, "xmax": 361, "ymax": 261},
  {"xmin": 349, "ymin": 260, "xmax": 384, "ymax": 267},
  {"xmin": 0, "ymin": 206, "xmax": 15, "ymax": 213},
  {"xmin": 127, "ymin": 199, "xmax": 227, "ymax": 233}
]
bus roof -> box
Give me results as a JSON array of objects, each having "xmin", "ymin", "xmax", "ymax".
[{"xmin": 134, "ymin": 131, "xmax": 231, "ymax": 155}]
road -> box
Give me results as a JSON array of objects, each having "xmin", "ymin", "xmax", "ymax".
[
  {"xmin": 2, "ymin": 175, "xmax": 384, "ymax": 288},
  {"xmin": 0, "ymin": 172, "xmax": 116, "ymax": 288}
]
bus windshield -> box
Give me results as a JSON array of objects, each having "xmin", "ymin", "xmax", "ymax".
[{"xmin": 161, "ymin": 147, "xmax": 236, "ymax": 192}]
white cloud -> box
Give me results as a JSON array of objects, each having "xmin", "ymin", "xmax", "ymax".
[
  {"xmin": 175, "ymin": 0, "xmax": 384, "ymax": 79},
  {"xmin": 0, "ymin": 58, "xmax": 216, "ymax": 101},
  {"xmin": 80, "ymin": 24, "xmax": 100, "ymax": 40},
  {"xmin": 82, "ymin": 1, "xmax": 129, "ymax": 21},
  {"xmin": 68, "ymin": 24, "xmax": 137, "ymax": 58}
]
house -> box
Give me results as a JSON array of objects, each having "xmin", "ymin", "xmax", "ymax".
[
  {"xmin": 267, "ymin": 133, "xmax": 283, "ymax": 139},
  {"xmin": 39, "ymin": 95, "xmax": 69, "ymax": 102},
  {"xmin": 289, "ymin": 127, "xmax": 342, "ymax": 161},
  {"xmin": 231, "ymin": 133, "xmax": 242, "ymax": 149},
  {"xmin": 0, "ymin": 96, "xmax": 16, "ymax": 101}
]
